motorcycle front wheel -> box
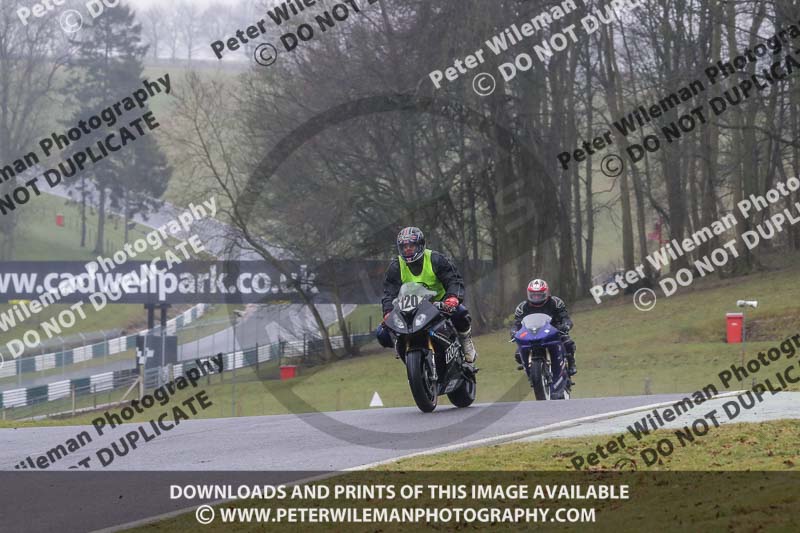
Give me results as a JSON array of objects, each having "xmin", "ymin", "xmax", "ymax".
[
  {"xmin": 529, "ymin": 358, "xmax": 551, "ymax": 401},
  {"xmin": 447, "ymin": 376, "xmax": 476, "ymax": 408},
  {"xmin": 406, "ymin": 350, "xmax": 438, "ymax": 412}
]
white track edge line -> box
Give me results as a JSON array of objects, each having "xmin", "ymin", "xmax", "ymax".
[{"xmin": 343, "ymin": 391, "xmax": 746, "ymax": 472}]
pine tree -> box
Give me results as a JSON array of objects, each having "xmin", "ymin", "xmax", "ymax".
[
  {"xmin": 62, "ymin": 4, "xmax": 170, "ymax": 253},
  {"xmin": 121, "ymin": 135, "xmax": 170, "ymax": 242}
]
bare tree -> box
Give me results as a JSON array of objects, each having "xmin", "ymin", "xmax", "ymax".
[
  {"xmin": 0, "ymin": 3, "xmax": 71, "ymax": 258},
  {"xmin": 141, "ymin": 6, "xmax": 166, "ymax": 60},
  {"xmin": 176, "ymin": 0, "xmax": 202, "ymax": 65},
  {"xmin": 166, "ymin": 73, "xmax": 339, "ymax": 361}
]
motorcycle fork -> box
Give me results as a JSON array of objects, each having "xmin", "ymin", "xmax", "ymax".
[
  {"xmin": 395, "ymin": 337, "xmax": 407, "ymax": 361},
  {"xmin": 427, "ymin": 337, "xmax": 438, "ymax": 381},
  {"xmin": 549, "ymin": 344, "xmax": 566, "ymax": 376},
  {"xmin": 529, "ymin": 347, "xmax": 552, "ymax": 385},
  {"xmin": 527, "ymin": 347, "xmax": 548, "ymax": 366}
]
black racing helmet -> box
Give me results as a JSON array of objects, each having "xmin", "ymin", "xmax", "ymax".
[{"xmin": 396, "ymin": 227, "xmax": 426, "ymax": 263}]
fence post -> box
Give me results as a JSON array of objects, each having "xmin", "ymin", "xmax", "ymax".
[
  {"xmin": 59, "ymin": 336, "xmax": 65, "ymax": 375},
  {"xmin": 644, "ymin": 377, "xmax": 652, "ymax": 395}
]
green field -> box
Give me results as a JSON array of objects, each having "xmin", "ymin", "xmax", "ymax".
[
  {"xmin": 12, "ymin": 193, "xmax": 160, "ymax": 260},
  {"xmin": 327, "ymin": 304, "xmax": 382, "ymax": 336}
]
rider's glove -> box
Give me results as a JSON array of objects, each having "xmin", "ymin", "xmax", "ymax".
[
  {"xmin": 383, "ymin": 311, "xmax": 391, "ymax": 323},
  {"xmin": 443, "ymin": 296, "xmax": 459, "ymax": 311}
]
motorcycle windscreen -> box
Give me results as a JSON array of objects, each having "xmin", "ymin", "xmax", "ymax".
[
  {"xmin": 520, "ymin": 313, "xmax": 558, "ymax": 341},
  {"xmin": 393, "ymin": 282, "xmax": 437, "ymax": 312}
]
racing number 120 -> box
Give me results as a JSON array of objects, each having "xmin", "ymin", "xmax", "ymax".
[{"xmin": 401, "ymin": 294, "xmax": 419, "ymax": 308}]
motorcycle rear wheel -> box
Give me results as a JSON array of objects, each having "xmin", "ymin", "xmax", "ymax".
[
  {"xmin": 406, "ymin": 350, "xmax": 438, "ymax": 412},
  {"xmin": 529, "ymin": 359, "xmax": 551, "ymax": 401}
]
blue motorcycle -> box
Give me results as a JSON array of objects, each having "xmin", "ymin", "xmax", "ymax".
[{"xmin": 511, "ymin": 314, "xmax": 572, "ymax": 400}]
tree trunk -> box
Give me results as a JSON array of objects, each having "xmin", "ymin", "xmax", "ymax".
[
  {"xmin": 600, "ymin": 25, "xmax": 635, "ymax": 271},
  {"xmin": 332, "ymin": 281, "xmax": 355, "ymax": 356},
  {"xmin": 582, "ymin": 39, "xmax": 595, "ymax": 287},
  {"xmin": 124, "ymin": 194, "xmax": 130, "ymax": 244},
  {"xmin": 94, "ymin": 187, "xmax": 106, "ymax": 255},
  {"xmin": 80, "ymin": 178, "xmax": 87, "ymax": 248}
]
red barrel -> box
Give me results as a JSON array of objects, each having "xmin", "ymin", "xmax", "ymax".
[
  {"xmin": 726, "ymin": 313, "xmax": 743, "ymax": 343},
  {"xmin": 56, "ymin": 214, "xmax": 64, "ymax": 227},
  {"xmin": 280, "ymin": 365, "xmax": 298, "ymax": 380}
]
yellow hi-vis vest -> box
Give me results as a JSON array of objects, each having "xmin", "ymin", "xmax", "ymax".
[{"xmin": 397, "ymin": 249, "xmax": 446, "ymax": 301}]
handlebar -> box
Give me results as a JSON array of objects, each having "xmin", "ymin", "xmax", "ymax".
[{"xmin": 433, "ymin": 301, "xmax": 455, "ymax": 314}]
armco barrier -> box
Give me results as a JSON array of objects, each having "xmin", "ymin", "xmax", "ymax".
[
  {"xmin": 0, "ymin": 303, "xmax": 210, "ymax": 380},
  {"xmin": 0, "ymin": 332, "xmax": 374, "ymax": 413}
]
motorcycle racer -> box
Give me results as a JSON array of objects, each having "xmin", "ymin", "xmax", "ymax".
[
  {"xmin": 513, "ymin": 278, "xmax": 577, "ymax": 376},
  {"xmin": 376, "ymin": 227, "xmax": 478, "ymax": 364}
]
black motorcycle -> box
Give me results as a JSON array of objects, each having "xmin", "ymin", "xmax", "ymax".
[{"xmin": 384, "ymin": 282, "xmax": 477, "ymax": 413}]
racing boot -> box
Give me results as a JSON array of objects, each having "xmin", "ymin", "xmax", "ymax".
[
  {"xmin": 458, "ymin": 327, "xmax": 478, "ymax": 365},
  {"xmin": 562, "ymin": 335, "xmax": 577, "ymax": 376},
  {"xmin": 566, "ymin": 354, "xmax": 577, "ymax": 376},
  {"xmin": 514, "ymin": 351, "xmax": 523, "ymax": 371}
]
